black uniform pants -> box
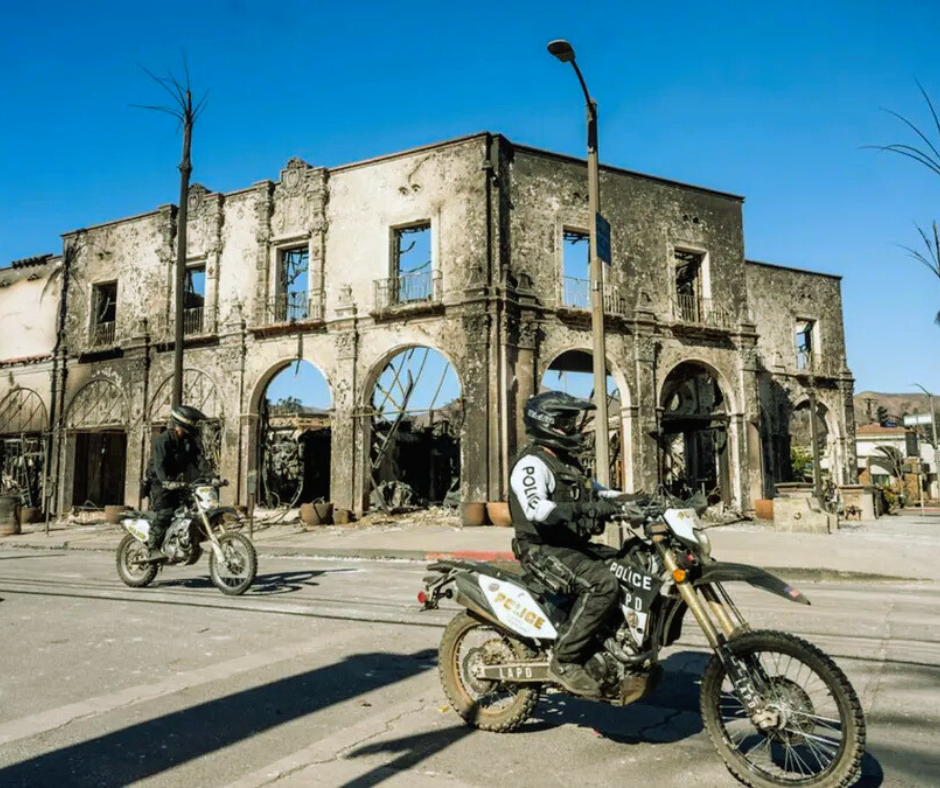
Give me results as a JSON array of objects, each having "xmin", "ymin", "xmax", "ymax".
[
  {"xmin": 520, "ymin": 539, "xmax": 620, "ymax": 664},
  {"xmin": 149, "ymin": 487, "xmax": 183, "ymax": 549}
]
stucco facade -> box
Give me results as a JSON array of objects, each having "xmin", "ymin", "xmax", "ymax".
[{"xmin": 0, "ymin": 133, "xmax": 856, "ymax": 516}]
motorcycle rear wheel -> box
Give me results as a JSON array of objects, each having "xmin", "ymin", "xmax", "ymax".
[
  {"xmin": 208, "ymin": 532, "xmax": 257, "ymax": 596},
  {"xmin": 116, "ymin": 534, "xmax": 158, "ymax": 588},
  {"xmin": 439, "ymin": 611, "xmax": 540, "ymax": 733},
  {"xmin": 701, "ymin": 629, "xmax": 865, "ymax": 788}
]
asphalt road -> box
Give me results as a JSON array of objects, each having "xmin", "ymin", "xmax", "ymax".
[{"xmin": 0, "ymin": 549, "xmax": 937, "ymax": 787}]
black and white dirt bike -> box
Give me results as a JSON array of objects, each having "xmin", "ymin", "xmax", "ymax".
[
  {"xmin": 116, "ymin": 479, "xmax": 258, "ymax": 596},
  {"xmin": 420, "ymin": 501, "xmax": 866, "ymax": 788}
]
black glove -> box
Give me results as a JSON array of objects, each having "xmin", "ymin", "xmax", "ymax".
[{"xmin": 582, "ymin": 500, "xmax": 620, "ymax": 520}]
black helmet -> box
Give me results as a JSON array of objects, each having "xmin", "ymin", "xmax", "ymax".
[
  {"xmin": 170, "ymin": 404, "xmax": 207, "ymax": 435},
  {"xmin": 523, "ymin": 390, "xmax": 594, "ymax": 453}
]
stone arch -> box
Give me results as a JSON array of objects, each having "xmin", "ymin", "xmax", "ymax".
[
  {"xmin": 657, "ymin": 356, "xmax": 738, "ymax": 417},
  {"xmin": 65, "ymin": 378, "xmax": 130, "ymax": 507},
  {"xmin": 148, "ymin": 369, "xmax": 225, "ymax": 473},
  {"xmin": 658, "ymin": 360, "xmax": 733, "ymax": 504},
  {"xmin": 0, "ymin": 388, "xmax": 48, "ymax": 434},
  {"xmin": 66, "ymin": 378, "xmax": 128, "ymax": 429},
  {"xmin": 790, "ymin": 396, "xmax": 842, "ymax": 485},
  {"xmin": 0, "ymin": 388, "xmax": 48, "ymax": 510},
  {"xmin": 539, "ymin": 345, "xmax": 633, "ymax": 490},
  {"xmin": 249, "ymin": 359, "xmax": 334, "ymax": 508},
  {"xmin": 148, "ymin": 368, "xmax": 225, "ymax": 423},
  {"xmin": 362, "ymin": 344, "xmax": 463, "ymax": 509}
]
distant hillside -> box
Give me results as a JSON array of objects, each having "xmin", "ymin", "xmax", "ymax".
[{"xmin": 854, "ymin": 391, "xmax": 934, "ymax": 426}]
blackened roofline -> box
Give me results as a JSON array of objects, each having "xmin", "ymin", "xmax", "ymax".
[
  {"xmin": 1, "ymin": 253, "xmax": 55, "ymax": 271},
  {"xmin": 746, "ymin": 259, "xmax": 842, "ymax": 281}
]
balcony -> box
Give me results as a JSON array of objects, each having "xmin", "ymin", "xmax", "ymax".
[
  {"xmin": 673, "ymin": 294, "xmax": 735, "ymax": 330},
  {"xmin": 793, "ymin": 350, "xmax": 843, "ymax": 379},
  {"xmin": 373, "ymin": 271, "xmax": 441, "ymax": 311},
  {"xmin": 256, "ymin": 291, "xmax": 324, "ymax": 326},
  {"xmin": 559, "ymin": 277, "xmax": 628, "ymax": 316},
  {"xmin": 89, "ymin": 321, "xmax": 116, "ymax": 348},
  {"xmin": 151, "ymin": 306, "xmax": 219, "ymax": 342}
]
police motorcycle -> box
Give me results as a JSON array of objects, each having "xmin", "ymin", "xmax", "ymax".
[
  {"xmin": 116, "ymin": 479, "xmax": 257, "ymax": 596},
  {"xmin": 420, "ymin": 499, "xmax": 866, "ymax": 788}
]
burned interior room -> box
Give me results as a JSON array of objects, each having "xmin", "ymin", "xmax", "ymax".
[{"xmin": 369, "ymin": 347, "xmax": 461, "ymax": 511}]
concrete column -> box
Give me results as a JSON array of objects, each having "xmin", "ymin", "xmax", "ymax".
[
  {"xmin": 330, "ymin": 330, "xmax": 359, "ymax": 513},
  {"xmin": 633, "ymin": 332, "xmax": 660, "ymax": 494},
  {"xmin": 461, "ymin": 311, "xmax": 492, "ymax": 503}
]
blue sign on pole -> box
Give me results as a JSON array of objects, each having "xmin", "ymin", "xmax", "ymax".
[{"xmin": 595, "ymin": 213, "xmax": 611, "ymax": 265}]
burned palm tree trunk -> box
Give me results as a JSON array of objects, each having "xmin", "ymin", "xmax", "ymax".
[{"xmin": 135, "ymin": 59, "xmax": 208, "ymax": 407}]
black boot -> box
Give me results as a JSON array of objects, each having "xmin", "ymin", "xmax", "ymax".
[{"xmin": 548, "ymin": 656, "xmax": 602, "ymax": 697}]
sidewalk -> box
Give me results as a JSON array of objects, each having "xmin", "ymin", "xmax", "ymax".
[{"xmin": 1, "ymin": 509, "xmax": 937, "ymax": 582}]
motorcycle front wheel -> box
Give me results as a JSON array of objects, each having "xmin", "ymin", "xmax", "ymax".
[
  {"xmin": 701, "ymin": 629, "xmax": 866, "ymax": 788},
  {"xmin": 439, "ymin": 611, "xmax": 540, "ymax": 733},
  {"xmin": 208, "ymin": 532, "xmax": 257, "ymax": 596},
  {"xmin": 116, "ymin": 534, "xmax": 158, "ymax": 588}
]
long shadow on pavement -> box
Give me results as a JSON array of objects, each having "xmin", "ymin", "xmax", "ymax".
[
  {"xmin": 158, "ymin": 568, "xmax": 334, "ymax": 595},
  {"xmin": 0, "ymin": 648, "xmax": 437, "ymax": 788}
]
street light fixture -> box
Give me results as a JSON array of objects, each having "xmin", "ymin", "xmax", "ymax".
[{"xmin": 547, "ymin": 39, "xmax": 611, "ymax": 489}]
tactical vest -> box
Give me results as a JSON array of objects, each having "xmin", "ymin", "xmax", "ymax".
[{"xmin": 509, "ymin": 443, "xmax": 594, "ymax": 544}]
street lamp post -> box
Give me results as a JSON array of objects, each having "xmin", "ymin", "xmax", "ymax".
[
  {"xmin": 547, "ymin": 39, "xmax": 611, "ymax": 490},
  {"xmin": 913, "ymin": 383, "xmax": 940, "ymax": 503}
]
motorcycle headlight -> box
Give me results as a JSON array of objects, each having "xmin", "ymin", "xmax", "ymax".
[{"xmin": 695, "ymin": 528, "xmax": 712, "ymax": 557}]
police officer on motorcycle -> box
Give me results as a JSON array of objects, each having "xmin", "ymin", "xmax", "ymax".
[
  {"xmin": 508, "ymin": 391, "xmax": 622, "ymax": 697},
  {"xmin": 146, "ymin": 404, "xmax": 211, "ymax": 560}
]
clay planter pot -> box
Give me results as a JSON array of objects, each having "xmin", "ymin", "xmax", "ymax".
[
  {"xmin": 104, "ymin": 505, "xmax": 128, "ymax": 525},
  {"xmin": 20, "ymin": 506, "xmax": 42, "ymax": 525},
  {"xmin": 461, "ymin": 502, "xmax": 487, "ymax": 527},
  {"xmin": 299, "ymin": 503, "xmax": 321, "ymax": 527},
  {"xmin": 314, "ymin": 502, "xmax": 334, "ymax": 525},
  {"xmin": 0, "ymin": 494, "xmax": 21, "ymax": 536},
  {"xmin": 486, "ymin": 502, "xmax": 513, "ymax": 528},
  {"xmin": 754, "ymin": 499, "xmax": 774, "ymax": 521},
  {"xmin": 333, "ymin": 508, "xmax": 354, "ymax": 525}
]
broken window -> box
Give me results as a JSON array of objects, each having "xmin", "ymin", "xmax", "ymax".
[
  {"xmin": 674, "ymin": 249, "xmax": 704, "ymax": 322},
  {"xmin": 275, "ymin": 246, "xmax": 309, "ymax": 321},
  {"xmin": 91, "ymin": 281, "xmax": 117, "ymax": 346},
  {"xmin": 392, "ymin": 223, "xmax": 432, "ymax": 303},
  {"xmin": 184, "ymin": 264, "xmax": 206, "ymax": 334},
  {"xmin": 562, "ymin": 229, "xmax": 590, "ymax": 309},
  {"xmin": 795, "ymin": 320, "xmax": 815, "ymax": 370},
  {"xmin": 258, "ymin": 361, "xmax": 332, "ymax": 508},
  {"xmin": 370, "ymin": 347, "xmax": 461, "ymax": 511}
]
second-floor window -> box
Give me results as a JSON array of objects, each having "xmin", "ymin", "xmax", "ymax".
[
  {"xmin": 91, "ymin": 281, "xmax": 117, "ymax": 346},
  {"xmin": 562, "ymin": 229, "xmax": 590, "ymax": 309},
  {"xmin": 674, "ymin": 249, "xmax": 705, "ymax": 321},
  {"xmin": 795, "ymin": 319, "xmax": 815, "ymax": 369},
  {"xmin": 392, "ymin": 223, "xmax": 432, "ymax": 303},
  {"xmin": 184, "ymin": 265, "xmax": 206, "ymax": 334},
  {"xmin": 276, "ymin": 246, "xmax": 309, "ymax": 321}
]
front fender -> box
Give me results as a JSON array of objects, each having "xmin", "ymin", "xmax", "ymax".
[
  {"xmin": 694, "ymin": 562, "xmax": 810, "ymax": 605},
  {"xmin": 205, "ymin": 506, "xmax": 242, "ymax": 522}
]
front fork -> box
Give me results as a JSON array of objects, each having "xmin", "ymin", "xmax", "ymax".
[
  {"xmin": 197, "ymin": 508, "xmax": 227, "ymax": 562},
  {"xmin": 656, "ymin": 541, "xmax": 776, "ymax": 727}
]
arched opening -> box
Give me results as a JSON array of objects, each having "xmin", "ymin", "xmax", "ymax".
[
  {"xmin": 257, "ymin": 360, "xmax": 332, "ymax": 509},
  {"xmin": 0, "ymin": 389, "xmax": 48, "ymax": 512},
  {"xmin": 148, "ymin": 369, "xmax": 225, "ymax": 476},
  {"xmin": 789, "ymin": 400, "xmax": 834, "ymax": 484},
  {"xmin": 66, "ymin": 379, "xmax": 129, "ymax": 508},
  {"xmin": 368, "ymin": 347, "xmax": 461, "ymax": 511},
  {"xmin": 659, "ymin": 362, "xmax": 731, "ymax": 504},
  {"xmin": 540, "ymin": 349, "xmax": 623, "ymax": 485}
]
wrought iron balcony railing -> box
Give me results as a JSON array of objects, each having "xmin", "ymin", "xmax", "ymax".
[
  {"xmin": 794, "ymin": 350, "xmax": 843, "ymax": 378},
  {"xmin": 256, "ymin": 291, "xmax": 324, "ymax": 325},
  {"xmin": 150, "ymin": 306, "xmax": 218, "ymax": 341},
  {"xmin": 373, "ymin": 271, "xmax": 441, "ymax": 310},
  {"xmin": 673, "ymin": 294, "xmax": 735, "ymax": 329},
  {"xmin": 89, "ymin": 321, "xmax": 116, "ymax": 348},
  {"xmin": 560, "ymin": 277, "xmax": 628, "ymax": 315}
]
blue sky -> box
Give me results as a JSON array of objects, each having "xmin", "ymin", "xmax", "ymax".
[{"xmin": 2, "ymin": 0, "xmax": 939, "ymax": 396}]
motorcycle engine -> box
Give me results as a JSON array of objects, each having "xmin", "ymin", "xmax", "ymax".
[{"xmin": 163, "ymin": 518, "xmax": 193, "ymax": 562}]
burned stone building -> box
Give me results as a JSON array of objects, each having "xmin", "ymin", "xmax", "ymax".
[{"xmin": 0, "ymin": 133, "xmax": 856, "ymax": 516}]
